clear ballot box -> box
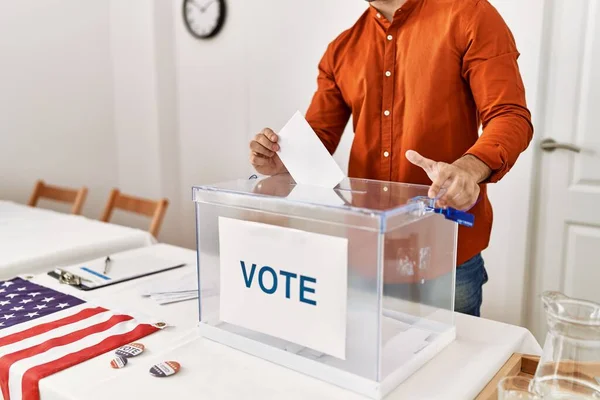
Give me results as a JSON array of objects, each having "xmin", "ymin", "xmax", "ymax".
[{"xmin": 193, "ymin": 173, "xmax": 459, "ymax": 399}]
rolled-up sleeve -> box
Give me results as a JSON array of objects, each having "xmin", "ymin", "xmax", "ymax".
[
  {"xmin": 461, "ymin": 1, "xmax": 534, "ymax": 183},
  {"xmin": 305, "ymin": 42, "xmax": 351, "ymax": 155}
]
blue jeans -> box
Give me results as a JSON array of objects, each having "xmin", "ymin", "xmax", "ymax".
[
  {"xmin": 382, "ymin": 253, "xmax": 488, "ymax": 317},
  {"xmin": 454, "ymin": 253, "xmax": 488, "ymax": 317}
]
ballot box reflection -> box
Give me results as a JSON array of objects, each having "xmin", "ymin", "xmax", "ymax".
[{"xmin": 249, "ymin": 174, "xmax": 456, "ymax": 313}]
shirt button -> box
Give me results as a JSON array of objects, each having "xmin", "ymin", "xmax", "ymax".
[
  {"xmin": 376, "ymin": 13, "xmax": 381, "ymax": 18},
  {"xmin": 384, "ymin": 110, "xmax": 390, "ymax": 116},
  {"xmin": 384, "ymin": 151, "xmax": 390, "ymax": 158},
  {"xmin": 387, "ymin": 35, "xmax": 393, "ymax": 41},
  {"xmin": 385, "ymin": 71, "xmax": 391, "ymax": 77}
]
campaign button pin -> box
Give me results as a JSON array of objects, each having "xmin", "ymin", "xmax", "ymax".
[
  {"xmin": 149, "ymin": 361, "xmax": 181, "ymax": 378},
  {"xmin": 110, "ymin": 356, "xmax": 127, "ymax": 369},
  {"xmin": 115, "ymin": 343, "xmax": 145, "ymax": 358}
]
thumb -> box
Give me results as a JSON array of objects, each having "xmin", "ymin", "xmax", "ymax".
[
  {"xmin": 429, "ymin": 167, "xmax": 452, "ymax": 199},
  {"xmin": 405, "ymin": 150, "xmax": 435, "ymax": 171}
]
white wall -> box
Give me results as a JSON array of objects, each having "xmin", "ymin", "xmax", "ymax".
[
  {"xmin": 173, "ymin": 0, "xmax": 367, "ymax": 249},
  {"xmin": 0, "ymin": 0, "xmax": 183, "ymax": 244},
  {"xmin": 174, "ymin": 0, "xmax": 249, "ymax": 249},
  {"xmin": 242, "ymin": 1, "xmax": 365, "ymax": 172},
  {"xmin": 0, "ymin": 0, "xmax": 117, "ymax": 218},
  {"xmin": 108, "ymin": 0, "xmax": 182, "ymax": 244},
  {"xmin": 481, "ymin": 0, "xmax": 545, "ymax": 325},
  {"xmin": 110, "ymin": 0, "xmax": 162, "ymax": 198}
]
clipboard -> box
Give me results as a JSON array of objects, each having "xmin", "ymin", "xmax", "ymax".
[{"xmin": 48, "ymin": 251, "xmax": 187, "ymax": 291}]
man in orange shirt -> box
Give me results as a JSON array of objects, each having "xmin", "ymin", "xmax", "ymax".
[{"xmin": 249, "ymin": 0, "xmax": 533, "ymax": 316}]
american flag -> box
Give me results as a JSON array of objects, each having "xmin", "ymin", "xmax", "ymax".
[{"xmin": 0, "ymin": 277, "xmax": 160, "ymax": 400}]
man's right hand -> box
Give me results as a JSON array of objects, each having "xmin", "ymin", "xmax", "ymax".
[{"xmin": 249, "ymin": 128, "xmax": 287, "ymax": 176}]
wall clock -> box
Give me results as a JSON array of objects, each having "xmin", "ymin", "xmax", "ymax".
[{"xmin": 183, "ymin": 0, "xmax": 226, "ymax": 39}]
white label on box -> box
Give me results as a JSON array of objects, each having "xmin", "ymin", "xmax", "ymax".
[{"xmin": 218, "ymin": 216, "xmax": 348, "ymax": 359}]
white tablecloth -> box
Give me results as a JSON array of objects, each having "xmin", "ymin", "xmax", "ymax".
[
  {"xmin": 0, "ymin": 200, "xmax": 155, "ymax": 279},
  {"xmin": 23, "ymin": 244, "xmax": 542, "ymax": 400}
]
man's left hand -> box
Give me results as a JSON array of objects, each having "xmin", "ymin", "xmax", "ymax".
[{"xmin": 405, "ymin": 150, "xmax": 491, "ymax": 210}]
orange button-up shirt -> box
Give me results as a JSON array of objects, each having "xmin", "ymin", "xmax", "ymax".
[{"xmin": 305, "ymin": 0, "xmax": 533, "ymax": 266}]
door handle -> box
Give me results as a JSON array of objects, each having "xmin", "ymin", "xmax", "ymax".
[{"xmin": 540, "ymin": 138, "xmax": 581, "ymax": 153}]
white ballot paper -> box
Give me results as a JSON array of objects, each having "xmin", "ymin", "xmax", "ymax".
[
  {"xmin": 286, "ymin": 183, "xmax": 346, "ymax": 207},
  {"xmin": 277, "ymin": 111, "xmax": 345, "ymax": 188}
]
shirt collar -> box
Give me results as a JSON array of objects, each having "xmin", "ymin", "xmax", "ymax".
[{"xmin": 369, "ymin": 0, "xmax": 421, "ymax": 26}]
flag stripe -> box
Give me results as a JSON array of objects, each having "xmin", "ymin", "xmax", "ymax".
[
  {"xmin": 8, "ymin": 319, "xmax": 152, "ymax": 400},
  {"xmin": 3, "ymin": 314, "xmax": 130, "ymax": 365},
  {"xmin": 0, "ymin": 278, "xmax": 159, "ymax": 400},
  {"xmin": 0, "ymin": 306, "xmax": 105, "ymax": 346},
  {"xmin": 21, "ymin": 323, "xmax": 158, "ymax": 400},
  {"xmin": 0, "ymin": 310, "xmax": 116, "ymax": 399},
  {"xmin": 0, "ymin": 304, "xmax": 89, "ymax": 341},
  {"xmin": 0, "ymin": 309, "xmax": 111, "ymax": 355},
  {"xmin": 0, "ymin": 313, "xmax": 130, "ymax": 400}
]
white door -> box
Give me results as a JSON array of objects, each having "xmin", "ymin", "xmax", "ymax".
[{"xmin": 527, "ymin": 0, "xmax": 600, "ymax": 342}]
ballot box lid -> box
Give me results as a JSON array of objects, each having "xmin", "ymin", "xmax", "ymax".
[
  {"xmin": 192, "ymin": 174, "xmax": 439, "ymax": 230},
  {"xmin": 192, "ymin": 174, "xmax": 432, "ymax": 213}
]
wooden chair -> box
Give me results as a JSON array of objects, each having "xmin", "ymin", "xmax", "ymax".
[
  {"xmin": 100, "ymin": 189, "xmax": 169, "ymax": 238},
  {"xmin": 27, "ymin": 179, "xmax": 88, "ymax": 215}
]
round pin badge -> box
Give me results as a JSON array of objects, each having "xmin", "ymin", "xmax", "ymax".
[
  {"xmin": 110, "ymin": 356, "xmax": 128, "ymax": 369},
  {"xmin": 115, "ymin": 343, "xmax": 145, "ymax": 358},
  {"xmin": 149, "ymin": 361, "xmax": 181, "ymax": 378}
]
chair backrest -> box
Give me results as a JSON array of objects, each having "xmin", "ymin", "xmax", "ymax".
[
  {"xmin": 27, "ymin": 179, "xmax": 88, "ymax": 215},
  {"xmin": 100, "ymin": 188, "xmax": 169, "ymax": 238}
]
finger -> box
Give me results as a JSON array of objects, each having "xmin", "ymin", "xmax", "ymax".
[
  {"xmin": 252, "ymin": 151, "xmax": 269, "ymax": 158},
  {"xmin": 250, "ymin": 140, "xmax": 275, "ymax": 157},
  {"xmin": 405, "ymin": 150, "xmax": 435, "ymax": 171},
  {"xmin": 449, "ymin": 183, "xmax": 478, "ymax": 210},
  {"xmin": 260, "ymin": 128, "xmax": 279, "ymax": 143},
  {"xmin": 428, "ymin": 168, "xmax": 453, "ymax": 199},
  {"xmin": 250, "ymin": 153, "xmax": 268, "ymax": 166},
  {"xmin": 440, "ymin": 177, "xmax": 465, "ymax": 206},
  {"xmin": 255, "ymin": 132, "xmax": 280, "ymax": 152}
]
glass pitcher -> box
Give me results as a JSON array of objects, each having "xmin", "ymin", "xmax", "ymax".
[{"xmin": 532, "ymin": 291, "xmax": 600, "ymax": 399}]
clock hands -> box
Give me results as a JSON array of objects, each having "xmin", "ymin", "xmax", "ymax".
[
  {"xmin": 189, "ymin": 0, "xmax": 204, "ymax": 14},
  {"xmin": 191, "ymin": 0, "xmax": 216, "ymax": 13},
  {"xmin": 200, "ymin": 0, "xmax": 217, "ymax": 13},
  {"xmin": 186, "ymin": 0, "xmax": 222, "ymax": 37}
]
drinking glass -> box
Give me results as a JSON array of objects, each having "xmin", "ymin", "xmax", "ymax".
[{"xmin": 498, "ymin": 376, "xmax": 541, "ymax": 399}]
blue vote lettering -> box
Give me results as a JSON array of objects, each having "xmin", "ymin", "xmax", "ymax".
[
  {"xmin": 299, "ymin": 276, "xmax": 317, "ymax": 306},
  {"xmin": 279, "ymin": 270, "xmax": 297, "ymax": 299},
  {"xmin": 239, "ymin": 261, "xmax": 317, "ymax": 306},
  {"xmin": 258, "ymin": 266, "xmax": 277, "ymax": 294}
]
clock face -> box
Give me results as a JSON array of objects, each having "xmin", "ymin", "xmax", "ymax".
[{"xmin": 183, "ymin": 0, "xmax": 226, "ymax": 39}]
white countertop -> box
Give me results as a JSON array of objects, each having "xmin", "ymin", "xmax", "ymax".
[
  {"xmin": 16, "ymin": 244, "xmax": 541, "ymax": 400},
  {"xmin": 0, "ymin": 200, "xmax": 155, "ymax": 279}
]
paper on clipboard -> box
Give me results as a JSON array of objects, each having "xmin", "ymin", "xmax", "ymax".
[{"xmin": 56, "ymin": 251, "xmax": 186, "ymax": 290}]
